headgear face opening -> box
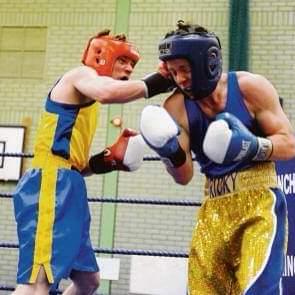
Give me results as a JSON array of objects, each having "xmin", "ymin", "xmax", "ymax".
[
  {"xmin": 82, "ymin": 34, "xmax": 140, "ymax": 76},
  {"xmin": 158, "ymin": 32, "xmax": 222, "ymax": 100}
]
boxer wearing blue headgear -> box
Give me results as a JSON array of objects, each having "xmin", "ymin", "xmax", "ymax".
[
  {"xmin": 140, "ymin": 20, "xmax": 295, "ymax": 295},
  {"xmin": 158, "ymin": 21, "xmax": 222, "ymax": 100}
]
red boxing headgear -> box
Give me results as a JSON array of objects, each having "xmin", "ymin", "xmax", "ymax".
[{"xmin": 81, "ymin": 32, "xmax": 140, "ymax": 76}]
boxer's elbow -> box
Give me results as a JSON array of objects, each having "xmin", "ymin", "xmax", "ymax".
[
  {"xmin": 175, "ymin": 176, "xmax": 192, "ymax": 185},
  {"xmin": 287, "ymin": 134, "xmax": 295, "ymax": 158},
  {"xmin": 167, "ymin": 165, "xmax": 193, "ymax": 185},
  {"xmin": 274, "ymin": 134, "xmax": 295, "ymax": 160}
]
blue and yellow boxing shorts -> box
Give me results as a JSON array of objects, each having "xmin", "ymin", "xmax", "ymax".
[
  {"xmin": 13, "ymin": 154, "xmax": 99, "ymax": 285},
  {"xmin": 189, "ymin": 162, "xmax": 287, "ymax": 295}
]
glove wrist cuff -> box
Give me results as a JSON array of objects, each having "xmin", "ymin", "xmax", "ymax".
[
  {"xmin": 252, "ymin": 137, "xmax": 273, "ymax": 161},
  {"xmin": 89, "ymin": 149, "xmax": 116, "ymax": 174},
  {"xmin": 142, "ymin": 72, "xmax": 175, "ymax": 98},
  {"xmin": 161, "ymin": 143, "xmax": 186, "ymax": 168},
  {"xmin": 142, "ymin": 81, "xmax": 149, "ymax": 98}
]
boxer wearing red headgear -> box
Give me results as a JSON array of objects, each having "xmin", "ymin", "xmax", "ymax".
[
  {"xmin": 12, "ymin": 28, "xmax": 174, "ymax": 295},
  {"xmin": 81, "ymin": 29, "xmax": 140, "ymax": 77}
]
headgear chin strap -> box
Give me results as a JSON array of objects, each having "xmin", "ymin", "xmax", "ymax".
[
  {"xmin": 158, "ymin": 32, "xmax": 222, "ymax": 100},
  {"xmin": 82, "ymin": 34, "xmax": 140, "ymax": 76}
]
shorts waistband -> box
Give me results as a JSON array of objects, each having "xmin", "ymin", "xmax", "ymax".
[
  {"xmin": 32, "ymin": 152, "xmax": 74, "ymax": 170},
  {"xmin": 205, "ymin": 162, "xmax": 278, "ymax": 198}
]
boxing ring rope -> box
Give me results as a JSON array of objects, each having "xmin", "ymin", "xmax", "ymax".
[
  {"xmin": 0, "ymin": 152, "xmax": 162, "ymax": 161},
  {"xmin": 0, "ymin": 242, "xmax": 188, "ymax": 258},
  {"xmin": 0, "ymin": 152, "xmax": 33, "ymax": 158},
  {"xmin": 0, "ymin": 192, "xmax": 201, "ymax": 206},
  {"xmin": 0, "ymin": 152, "xmax": 199, "ymax": 293}
]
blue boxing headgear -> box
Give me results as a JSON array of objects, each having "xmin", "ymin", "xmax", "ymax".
[{"xmin": 159, "ymin": 32, "xmax": 222, "ymax": 100}]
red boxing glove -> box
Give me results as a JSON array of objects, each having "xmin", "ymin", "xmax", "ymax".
[{"xmin": 89, "ymin": 128, "xmax": 146, "ymax": 174}]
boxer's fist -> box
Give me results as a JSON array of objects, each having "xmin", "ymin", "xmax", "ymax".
[
  {"xmin": 89, "ymin": 128, "xmax": 146, "ymax": 174},
  {"xmin": 157, "ymin": 61, "xmax": 171, "ymax": 79},
  {"xmin": 203, "ymin": 112, "xmax": 273, "ymax": 164},
  {"xmin": 140, "ymin": 105, "xmax": 186, "ymax": 167}
]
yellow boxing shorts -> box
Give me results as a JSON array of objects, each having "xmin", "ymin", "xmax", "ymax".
[{"xmin": 188, "ymin": 162, "xmax": 287, "ymax": 295}]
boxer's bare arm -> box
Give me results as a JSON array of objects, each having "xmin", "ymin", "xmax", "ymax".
[
  {"xmin": 73, "ymin": 66, "xmax": 147, "ymax": 103},
  {"xmin": 238, "ymin": 72, "xmax": 295, "ymax": 160}
]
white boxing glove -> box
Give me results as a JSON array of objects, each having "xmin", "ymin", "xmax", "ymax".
[
  {"xmin": 123, "ymin": 133, "xmax": 146, "ymax": 171},
  {"xmin": 203, "ymin": 112, "xmax": 273, "ymax": 164},
  {"xmin": 140, "ymin": 105, "xmax": 186, "ymax": 167},
  {"xmin": 203, "ymin": 119, "xmax": 234, "ymax": 164},
  {"xmin": 140, "ymin": 105, "xmax": 179, "ymax": 148}
]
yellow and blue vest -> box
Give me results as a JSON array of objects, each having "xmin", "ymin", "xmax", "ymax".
[{"xmin": 32, "ymin": 96, "xmax": 99, "ymax": 171}]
